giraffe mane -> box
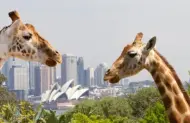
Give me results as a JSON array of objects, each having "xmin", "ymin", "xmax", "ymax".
[{"xmin": 153, "ymin": 49, "xmax": 190, "ymax": 106}]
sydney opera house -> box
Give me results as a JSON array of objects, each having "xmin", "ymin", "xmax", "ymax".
[{"xmin": 41, "ymin": 79, "xmax": 89, "ymax": 103}]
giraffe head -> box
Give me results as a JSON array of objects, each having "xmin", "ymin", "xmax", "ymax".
[
  {"xmin": 104, "ymin": 32, "xmax": 156, "ymax": 83},
  {"xmin": 0, "ymin": 11, "xmax": 62, "ymax": 67}
]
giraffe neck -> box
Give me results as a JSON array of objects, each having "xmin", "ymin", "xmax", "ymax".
[
  {"xmin": 0, "ymin": 26, "xmax": 12, "ymax": 69},
  {"xmin": 146, "ymin": 50, "xmax": 190, "ymax": 123}
]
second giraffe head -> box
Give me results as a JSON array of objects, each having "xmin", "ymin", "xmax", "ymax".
[{"xmin": 104, "ymin": 32, "xmax": 156, "ymax": 83}]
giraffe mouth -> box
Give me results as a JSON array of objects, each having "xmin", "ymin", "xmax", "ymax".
[
  {"xmin": 45, "ymin": 58, "xmax": 57, "ymax": 67},
  {"xmin": 104, "ymin": 75, "xmax": 120, "ymax": 83}
]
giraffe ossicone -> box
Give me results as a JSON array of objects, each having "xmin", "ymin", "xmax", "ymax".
[
  {"xmin": 0, "ymin": 10, "xmax": 62, "ymax": 69},
  {"xmin": 104, "ymin": 32, "xmax": 190, "ymax": 123}
]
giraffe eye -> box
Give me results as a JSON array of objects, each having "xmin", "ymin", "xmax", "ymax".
[
  {"xmin": 128, "ymin": 51, "xmax": 137, "ymax": 58},
  {"xmin": 23, "ymin": 33, "xmax": 32, "ymax": 40}
]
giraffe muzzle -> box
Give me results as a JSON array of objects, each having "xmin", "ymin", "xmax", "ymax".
[
  {"xmin": 104, "ymin": 74, "xmax": 120, "ymax": 83},
  {"xmin": 45, "ymin": 58, "xmax": 57, "ymax": 67}
]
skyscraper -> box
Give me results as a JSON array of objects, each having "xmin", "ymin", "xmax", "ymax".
[
  {"xmin": 9, "ymin": 65, "xmax": 29, "ymax": 90},
  {"xmin": 94, "ymin": 63, "xmax": 109, "ymax": 87},
  {"xmin": 34, "ymin": 65, "xmax": 55, "ymax": 96},
  {"xmin": 85, "ymin": 67, "xmax": 94, "ymax": 87},
  {"xmin": 34, "ymin": 66, "xmax": 41, "ymax": 96},
  {"xmin": 51, "ymin": 67, "xmax": 56, "ymax": 84},
  {"xmin": 40, "ymin": 65, "xmax": 55, "ymax": 94},
  {"xmin": 61, "ymin": 54, "xmax": 78, "ymax": 85},
  {"xmin": 29, "ymin": 61, "xmax": 40, "ymax": 94},
  {"xmin": 77, "ymin": 57, "xmax": 85, "ymax": 86}
]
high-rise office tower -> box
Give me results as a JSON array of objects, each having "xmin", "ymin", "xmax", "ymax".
[
  {"xmin": 9, "ymin": 65, "xmax": 29, "ymax": 90},
  {"xmin": 34, "ymin": 66, "xmax": 41, "ymax": 96},
  {"xmin": 29, "ymin": 62, "xmax": 40, "ymax": 94},
  {"xmin": 40, "ymin": 65, "xmax": 54, "ymax": 94},
  {"xmin": 77, "ymin": 57, "xmax": 85, "ymax": 86},
  {"xmin": 34, "ymin": 65, "xmax": 55, "ymax": 95},
  {"xmin": 94, "ymin": 63, "xmax": 109, "ymax": 87},
  {"xmin": 61, "ymin": 54, "xmax": 78, "ymax": 85},
  {"xmin": 85, "ymin": 67, "xmax": 94, "ymax": 87}
]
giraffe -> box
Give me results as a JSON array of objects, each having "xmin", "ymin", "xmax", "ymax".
[
  {"xmin": 104, "ymin": 32, "xmax": 190, "ymax": 123},
  {"xmin": 0, "ymin": 10, "xmax": 62, "ymax": 69}
]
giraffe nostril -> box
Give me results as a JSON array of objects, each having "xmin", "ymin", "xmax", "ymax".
[
  {"xmin": 106, "ymin": 69, "xmax": 110, "ymax": 74},
  {"xmin": 29, "ymin": 33, "xmax": 32, "ymax": 37},
  {"xmin": 55, "ymin": 50, "xmax": 59, "ymax": 54}
]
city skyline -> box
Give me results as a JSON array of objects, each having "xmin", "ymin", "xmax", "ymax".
[
  {"xmin": 2, "ymin": 53, "xmax": 126, "ymax": 86},
  {"xmin": 0, "ymin": 53, "xmax": 154, "ymax": 101}
]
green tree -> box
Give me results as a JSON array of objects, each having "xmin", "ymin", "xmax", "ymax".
[
  {"xmin": 73, "ymin": 97, "xmax": 132, "ymax": 119},
  {"xmin": 74, "ymin": 99, "xmax": 96, "ymax": 116},
  {"xmin": 42, "ymin": 110, "xmax": 59, "ymax": 123},
  {"xmin": 0, "ymin": 73, "xmax": 16, "ymax": 105},
  {"xmin": 140, "ymin": 102, "xmax": 169, "ymax": 123},
  {"xmin": 71, "ymin": 113, "xmax": 114, "ymax": 123},
  {"xmin": 0, "ymin": 103, "xmax": 17, "ymax": 122},
  {"xmin": 17, "ymin": 101, "xmax": 36, "ymax": 123},
  {"xmin": 61, "ymin": 97, "xmax": 132, "ymax": 122},
  {"xmin": 58, "ymin": 111, "xmax": 74, "ymax": 123},
  {"xmin": 96, "ymin": 97, "xmax": 132, "ymax": 118},
  {"xmin": 127, "ymin": 87, "xmax": 161, "ymax": 118},
  {"xmin": 0, "ymin": 86, "xmax": 170, "ymax": 122},
  {"xmin": 71, "ymin": 112, "xmax": 94, "ymax": 123},
  {"xmin": 0, "ymin": 101, "xmax": 47, "ymax": 123}
]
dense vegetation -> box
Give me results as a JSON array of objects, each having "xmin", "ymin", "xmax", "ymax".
[
  {"xmin": 0, "ymin": 86, "xmax": 170, "ymax": 122},
  {"xmin": 1, "ymin": 72, "xmax": 190, "ymax": 122},
  {"xmin": 0, "ymin": 73, "xmax": 16, "ymax": 105}
]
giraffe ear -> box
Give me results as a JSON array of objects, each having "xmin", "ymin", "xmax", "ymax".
[
  {"xmin": 7, "ymin": 19, "xmax": 21, "ymax": 36},
  {"xmin": 8, "ymin": 10, "xmax": 21, "ymax": 23},
  {"xmin": 145, "ymin": 36, "xmax": 156, "ymax": 51}
]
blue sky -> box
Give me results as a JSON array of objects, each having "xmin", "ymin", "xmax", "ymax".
[{"xmin": 1, "ymin": 0, "xmax": 190, "ymax": 82}]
